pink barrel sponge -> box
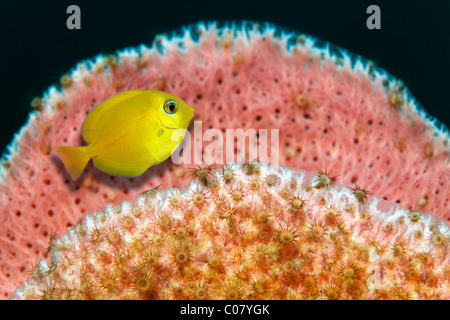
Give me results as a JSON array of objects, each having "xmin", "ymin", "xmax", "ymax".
[{"xmin": 0, "ymin": 21, "xmax": 449, "ymax": 298}]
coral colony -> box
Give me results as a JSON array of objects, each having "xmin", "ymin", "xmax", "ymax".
[
  {"xmin": 11, "ymin": 163, "xmax": 450, "ymax": 299},
  {"xmin": 1, "ymin": 21, "xmax": 449, "ymax": 299}
]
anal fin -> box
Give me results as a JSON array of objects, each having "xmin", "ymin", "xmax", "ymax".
[{"xmin": 93, "ymin": 156, "xmax": 151, "ymax": 178}]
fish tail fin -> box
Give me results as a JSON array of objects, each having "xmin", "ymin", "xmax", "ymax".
[{"xmin": 55, "ymin": 146, "xmax": 91, "ymax": 180}]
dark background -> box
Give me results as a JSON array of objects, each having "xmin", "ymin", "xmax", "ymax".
[{"xmin": 1, "ymin": 0, "xmax": 449, "ymax": 155}]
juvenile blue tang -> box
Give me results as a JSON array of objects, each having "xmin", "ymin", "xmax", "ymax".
[{"xmin": 56, "ymin": 90, "xmax": 194, "ymax": 179}]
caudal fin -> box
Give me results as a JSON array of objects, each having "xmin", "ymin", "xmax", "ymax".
[{"xmin": 55, "ymin": 146, "xmax": 91, "ymax": 180}]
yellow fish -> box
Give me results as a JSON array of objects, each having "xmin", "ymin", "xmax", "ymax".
[{"xmin": 56, "ymin": 90, "xmax": 194, "ymax": 179}]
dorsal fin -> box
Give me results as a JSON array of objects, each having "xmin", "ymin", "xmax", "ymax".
[{"xmin": 82, "ymin": 90, "xmax": 153, "ymax": 143}]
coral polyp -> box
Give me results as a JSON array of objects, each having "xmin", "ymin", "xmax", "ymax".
[{"xmin": 12, "ymin": 163, "xmax": 449, "ymax": 300}]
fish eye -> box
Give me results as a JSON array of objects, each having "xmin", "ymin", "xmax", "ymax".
[{"xmin": 163, "ymin": 99, "xmax": 179, "ymax": 115}]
